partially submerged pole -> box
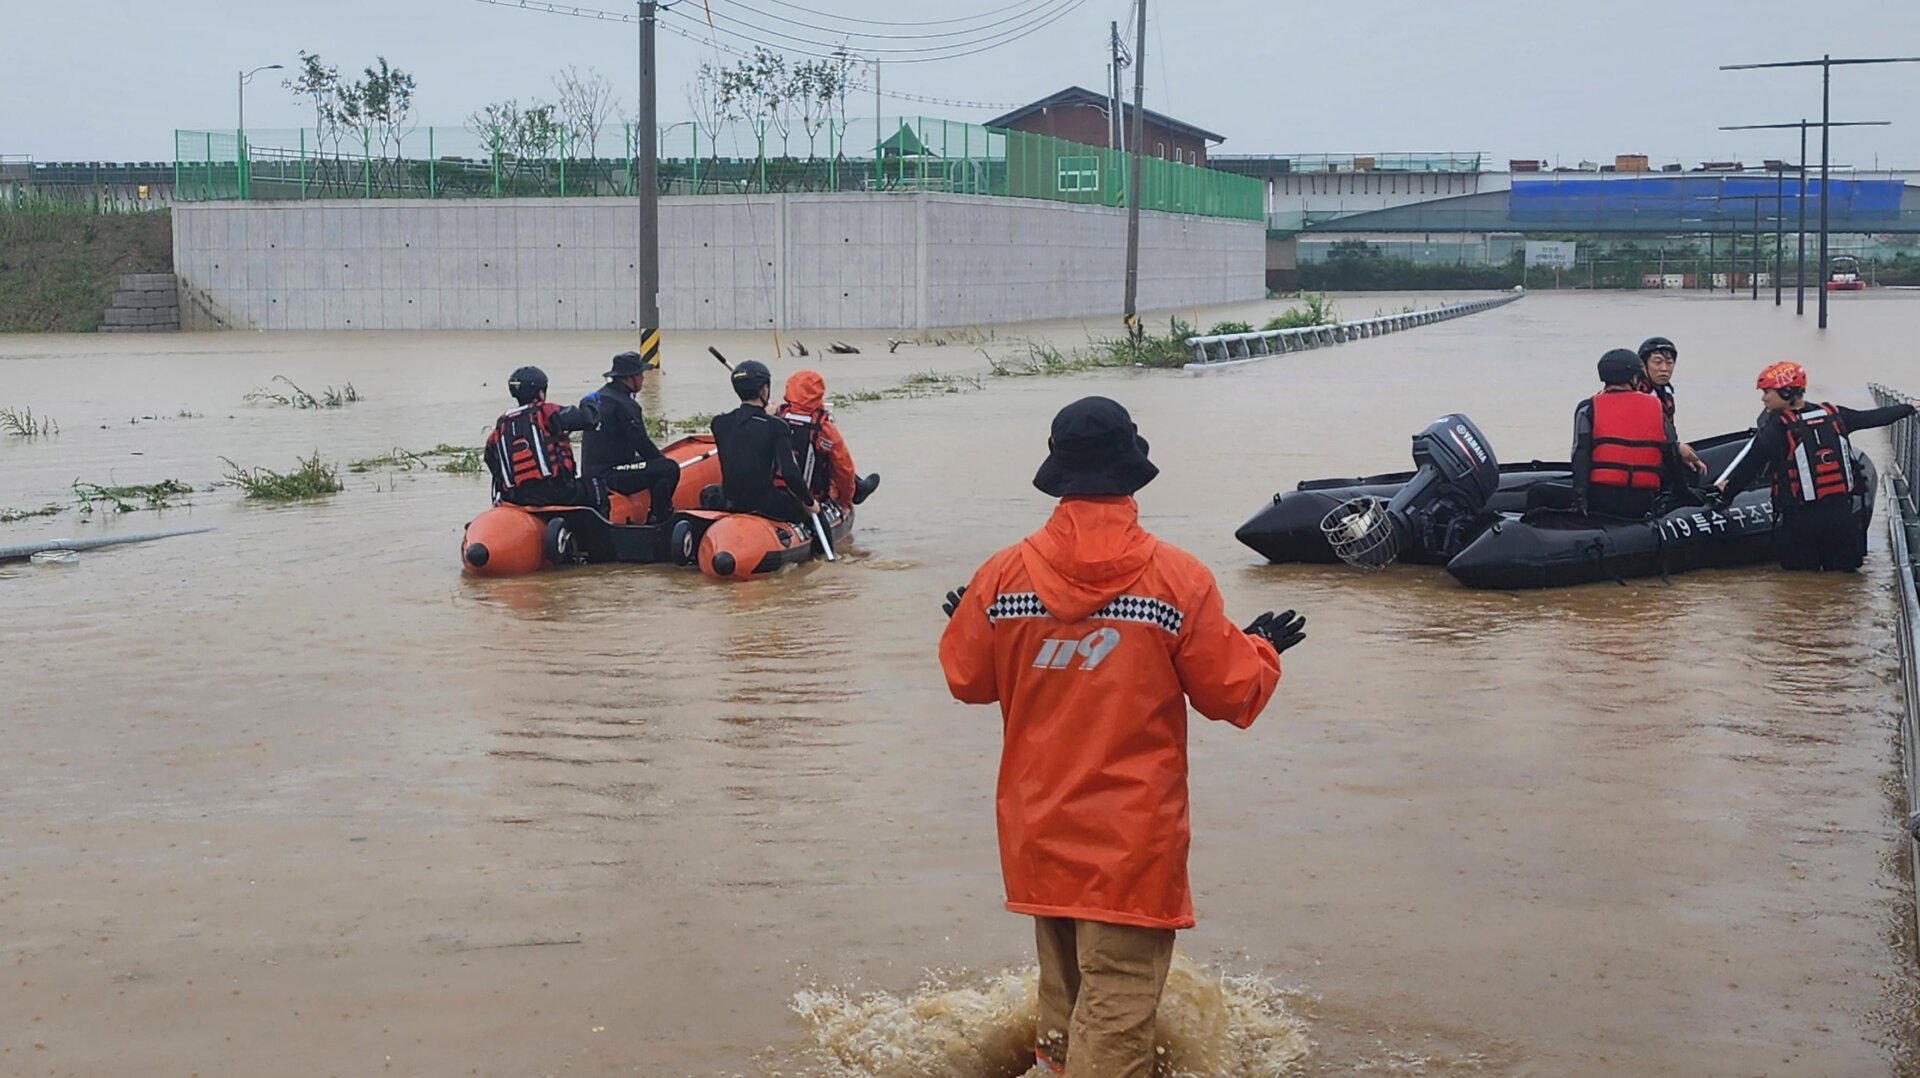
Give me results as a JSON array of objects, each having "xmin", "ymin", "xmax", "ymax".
[{"xmin": 0, "ymin": 527, "xmax": 214, "ymax": 563}]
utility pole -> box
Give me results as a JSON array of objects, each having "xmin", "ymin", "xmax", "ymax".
[
  {"xmin": 1121, "ymin": 0, "xmax": 1146, "ymax": 335},
  {"xmin": 636, "ymin": 0, "xmax": 661, "ymax": 368},
  {"xmin": 1109, "ymin": 21, "xmax": 1123, "ymax": 149},
  {"xmin": 1773, "ymin": 162, "xmax": 1783, "ymax": 306},
  {"xmin": 1721, "ymin": 53, "xmax": 1920, "ymax": 329},
  {"xmin": 1719, "ymin": 117, "xmax": 1888, "ymax": 316}
]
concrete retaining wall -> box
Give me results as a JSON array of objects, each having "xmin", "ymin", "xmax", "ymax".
[{"xmin": 171, "ymin": 194, "xmax": 1262, "ymax": 331}]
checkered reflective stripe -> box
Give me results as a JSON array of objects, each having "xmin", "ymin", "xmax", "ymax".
[
  {"xmin": 987, "ymin": 592, "xmax": 1184, "ymax": 635},
  {"xmin": 1092, "ymin": 595, "xmax": 1184, "ymax": 634},
  {"xmin": 986, "ymin": 593, "xmax": 1050, "ymax": 622}
]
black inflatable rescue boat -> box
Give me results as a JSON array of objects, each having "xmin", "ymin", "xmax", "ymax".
[{"xmin": 1236, "ymin": 415, "xmax": 1876, "ymax": 589}]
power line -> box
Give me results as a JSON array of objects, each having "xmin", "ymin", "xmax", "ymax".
[
  {"xmin": 472, "ymin": 0, "xmax": 638, "ymax": 23},
  {"xmin": 661, "ymin": 0, "xmax": 1086, "ymax": 63},
  {"xmin": 658, "ymin": 18, "xmax": 1020, "ymax": 108},
  {"xmin": 667, "ymin": 0, "xmax": 1085, "ymax": 58},
  {"xmin": 705, "ymin": 0, "xmax": 1061, "ymax": 41},
  {"xmin": 725, "ymin": 0, "xmax": 1056, "ymax": 28}
]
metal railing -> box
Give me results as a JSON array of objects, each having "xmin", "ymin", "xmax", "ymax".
[
  {"xmin": 170, "ymin": 118, "xmax": 1264, "ymax": 221},
  {"xmin": 1870, "ymin": 383, "xmax": 1920, "ymax": 958},
  {"xmin": 1182, "ymin": 292, "xmax": 1525, "ymax": 371}
]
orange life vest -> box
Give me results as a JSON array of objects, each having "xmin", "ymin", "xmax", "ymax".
[
  {"xmin": 488, "ymin": 402, "xmax": 576, "ymax": 492},
  {"xmin": 1776, "ymin": 403, "xmax": 1854, "ymax": 503},
  {"xmin": 1588, "ymin": 390, "xmax": 1667, "ymax": 491}
]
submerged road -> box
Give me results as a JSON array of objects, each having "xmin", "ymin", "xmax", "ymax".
[{"xmin": 0, "ymin": 290, "xmax": 1915, "ymax": 1075}]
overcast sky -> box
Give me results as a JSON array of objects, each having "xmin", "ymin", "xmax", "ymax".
[{"xmin": 7, "ymin": 0, "xmax": 1920, "ymax": 168}]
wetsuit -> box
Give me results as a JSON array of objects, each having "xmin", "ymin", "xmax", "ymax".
[
  {"xmin": 1569, "ymin": 389, "xmax": 1682, "ymax": 519},
  {"xmin": 709, "ymin": 404, "xmax": 814, "ymax": 523},
  {"xmin": 580, "ymin": 379, "xmax": 680, "ymax": 523},
  {"xmin": 1719, "ymin": 400, "xmax": 1915, "ymax": 571}
]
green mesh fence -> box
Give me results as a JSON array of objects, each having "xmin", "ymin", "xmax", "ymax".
[{"xmin": 172, "ymin": 118, "xmax": 1262, "ymax": 221}]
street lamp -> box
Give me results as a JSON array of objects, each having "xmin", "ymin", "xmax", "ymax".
[
  {"xmin": 1719, "ymin": 120, "xmax": 1888, "ymax": 315},
  {"xmin": 238, "ymin": 63, "xmax": 283, "ymax": 199},
  {"xmin": 1721, "ymin": 54, "xmax": 1920, "ymax": 327}
]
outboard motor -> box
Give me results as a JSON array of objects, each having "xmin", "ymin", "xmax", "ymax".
[{"xmin": 1321, "ymin": 414, "xmax": 1502, "ymax": 569}]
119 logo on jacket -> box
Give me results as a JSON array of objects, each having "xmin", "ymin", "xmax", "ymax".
[{"xmin": 1031, "ymin": 629, "xmax": 1123, "ymax": 671}]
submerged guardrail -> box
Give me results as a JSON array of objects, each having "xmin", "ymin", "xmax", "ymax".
[
  {"xmin": 1182, "ymin": 291, "xmax": 1526, "ymax": 372},
  {"xmin": 1869, "ymin": 382, "xmax": 1920, "ymax": 957}
]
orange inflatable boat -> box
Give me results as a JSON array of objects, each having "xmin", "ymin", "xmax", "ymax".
[
  {"xmin": 461, "ymin": 434, "xmax": 722, "ymax": 576},
  {"xmin": 667, "ymin": 503, "xmax": 855, "ymax": 580}
]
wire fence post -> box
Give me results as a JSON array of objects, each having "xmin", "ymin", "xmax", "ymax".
[
  {"xmin": 427, "ymin": 126, "xmax": 436, "ymax": 198},
  {"xmin": 492, "ymin": 132, "xmax": 501, "ymax": 198},
  {"xmin": 361, "ymin": 130, "xmax": 371, "ymax": 198}
]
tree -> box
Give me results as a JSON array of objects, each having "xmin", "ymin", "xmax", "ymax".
[
  {"xmin": 790, "ymin": 58, "xmax": 851, "ymax": 160},
  {"xmin": 554, "ymin": 65, "xmax": 618, "ymax": 162},
  {"xmin": 354, "ymin": 57, "xmax": 417, "ymax": 169}
]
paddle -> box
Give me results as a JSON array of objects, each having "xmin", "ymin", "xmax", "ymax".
[{"xmin": 706, "ymin": 347, "xmax": 835, "ymax": 562}]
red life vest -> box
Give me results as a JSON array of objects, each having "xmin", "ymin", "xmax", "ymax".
[
  {"xmin": 774, "ymin": 404, "xmax": 832, "ymax": 502},
  {"xmin": 488, "ymin": 402, "xmax": 576, "ymax": 492},
  {"xmin": 1588, "ymin": 389, "xmax": 1668, "ymax": 490},
  {"xmin": 1775, "ymin": 403, "xmax": 1854, "ymax": 503}
]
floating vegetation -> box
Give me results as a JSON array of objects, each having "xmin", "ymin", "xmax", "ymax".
[
  {"xmin": 72, "ymin": 478, "xmax": 193, "ymax": 514},
  {"xmin": 834, "ymin": 370, "xmax": 982, "ymax": 409},
  {"xmin": 1208, "ymin": 319, "xmax": 1256, "ymax": 336},
  {"xmin": 244, "ymin": 375, "xmax": 362, "ymax": 410},
  {"xmin": 349, "ymin": 443, "xmax": 483, "ymax": 475},
  {"xmin": 0, "ymin": 504, "xmax": 65, "ymax": 524},
  {"xmin": 222, "ymin": 453, "xmax": 344, "ymax": 500},
  {"xmin": 0, "ymin": 405, "xmax": 59, "ymax": 439},
  {"xmin": 645, "ymin": 413, "xmax": 719, "ymax": 441}
]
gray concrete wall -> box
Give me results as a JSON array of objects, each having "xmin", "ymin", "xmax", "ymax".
[{"xmin": 172, "ymin": 193, "xmax": 1262, "ymax": 332}]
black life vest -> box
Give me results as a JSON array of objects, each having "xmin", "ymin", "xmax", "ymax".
[
  {"xmin": 774, "ymin": 405, "xmax": 832, "ymax": 502},
  {"xmin": 1775, "ymin": 404, "xmax": 1854, "ymax": 503},
  {"xmin": 1653, "ymin": 383, "xmax": 1676, "ymax": 421},
  {"xmin": 1588, "ymin": 390, "xmax": 1667, "ymax": 491},
  {"xmin": 488, "ymin": 402, "xmax": 576, "ymax": 493}
]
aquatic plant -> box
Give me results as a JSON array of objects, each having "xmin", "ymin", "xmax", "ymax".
[
  {"xmin": 1208, "ymin": 319, "xmax": 1255, "ymax": 336},
  {"xmin": 244, "ymin": 375, "xmax": 362, "ymax": 410},
  {"xmin": 72, "ymin": 478, "xmax": 193, "ymax": 514},
  {"xmin": 0, "ymin": 504, "xmax": 66, "ymax": 523},
  {"xmin": 644, "ymin": 414, "xmax": 719, "ymax": 441},
  {"xmin": 221, "ymin": 453, "xmax": 344, "ymax": 500},
  {"xmin": 348, "ymin": 443, "xmax": 483, "ymax": 474},
  {"xmin": 0, "ymin": 405, "xmax": 58, "ymax": 439},
  {"xmin": 1263, "ymin": 292, "xmax": 1338, "ymax": 331}
]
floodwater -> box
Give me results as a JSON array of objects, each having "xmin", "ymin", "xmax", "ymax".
[{"xmin": 1, "ymin": 289, "xmax": 1916, "ymax": 1076}]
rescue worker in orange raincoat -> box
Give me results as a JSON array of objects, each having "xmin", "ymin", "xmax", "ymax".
[
  {"xmin": 937, "ymin": 396, "xmax": 1306, "ymax": 1078},
  {"xmin": 483, "ymin": 366, "xmax": 603, "ymax": 507},
  {"xmin": 1715, "ymin": 361, "xmax": 1917, "ymax": 571},
  {"xmin": 774, "ymin": 369, "xmax": 880, "ymax": 512},
  {"xmin": 1570, "ymin": 348, "xmax": 1685, "ymax": 519}
]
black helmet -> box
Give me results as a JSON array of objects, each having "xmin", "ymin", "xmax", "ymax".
[
  {"xmin": 508, "ymin": 365, "xmax": 549, "ymax": 404},
  {"xmin": 1637, "ymin": 336, "xmax": 1677, "ymax": 361},
  {"xmin": 1598, "ymin": 349, "xmax": 1645, "ymax": 386},
  {"xmin": 730, "ymin": 359, "xmax": 772, "ymax": 400}
]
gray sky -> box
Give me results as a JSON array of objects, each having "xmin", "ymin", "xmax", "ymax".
[{"xmin": 8, "ymin": 0, "xmax": 1920, "ymax": 168}]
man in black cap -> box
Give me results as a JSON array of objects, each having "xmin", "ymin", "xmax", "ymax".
[
  {"xmin": 708, "ymin": 359, "xmax": 818, "ymax": 523},
  {"xmin": 938, "ymin": 396, "xmax": 1304, "ymax": 1078},
  {"xmin": 581, "ymin": 351, "xmax": 680, "ymax": 525},
  {"xmin": 1637, "ymin": 336, "xmax": 1706, "ymax": 479},
  {"xmin": 1571, "ymin": 348, "xmax": 1685, "ymax": 518}
]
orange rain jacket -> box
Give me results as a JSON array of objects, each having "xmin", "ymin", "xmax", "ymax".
[
  {"xmin": 776, "ymin": 370, "xmax": 858, "ymax": 511},
  {"xmin": 938, "ymin": 496, "xmax": 1281, "ymax": 930}
]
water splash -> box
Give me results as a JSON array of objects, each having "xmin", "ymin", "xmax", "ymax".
[{"xmin": 790, "ymin": 953, "xmax": 1311, "ymax": 1077}]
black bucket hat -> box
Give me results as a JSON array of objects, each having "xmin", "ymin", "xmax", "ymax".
[
  {"xmin": 1033, "ymin": 396, "xmax": 1159, "ymax": 498},
  {"xmin": 604, "ymin": 351, "xmax": 648, "ymax": 378}
]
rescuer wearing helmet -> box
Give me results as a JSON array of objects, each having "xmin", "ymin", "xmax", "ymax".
[
  {"xmin": 1637, "ymin": 335, "xmax": 1707, "ymax": 478},
  {"xmin": 1571, "ymin": 348, "xmax": 1686, "ymax": 519},
  {"xmin": 482, "ymin": 366, "xmax": 604, "ymax": 507},
  {"xmin": 938, "ymin": 396, "xmax": 1302, "ymax": 1078},
  {"xmin": 1715, "ymin": 361, "xmax": 1917, "ymax": 571},
  {"xmin": 580, "ymin": 351, "xmax": 681, "ymax": 525},
  {"xmin": 708, "ymin": 359, "xmax": 819, "ymax": 524}
]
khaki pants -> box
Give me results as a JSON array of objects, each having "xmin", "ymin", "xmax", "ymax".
[{"xmin": 1032, "ymin": 917, "xmax": 1176, "ymax": 1078}]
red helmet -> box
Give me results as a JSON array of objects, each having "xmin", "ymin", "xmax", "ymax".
[{"xmin": 1756, "ymin": 361, "xmax": 1807, "ymax": 391}]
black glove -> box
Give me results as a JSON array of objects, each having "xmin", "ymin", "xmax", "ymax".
[
  {"xmin": 942, "ymin": 584, "xmax": 968, "ymax": 619},
  {"xmin": 1244, "ymin": 609, "xmax": 1306, "ymax": 654}
]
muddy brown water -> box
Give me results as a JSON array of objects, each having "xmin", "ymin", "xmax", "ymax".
[{"xmin": 1, "ymin": 291, "xmax": 1916, "ymax": 1076}]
